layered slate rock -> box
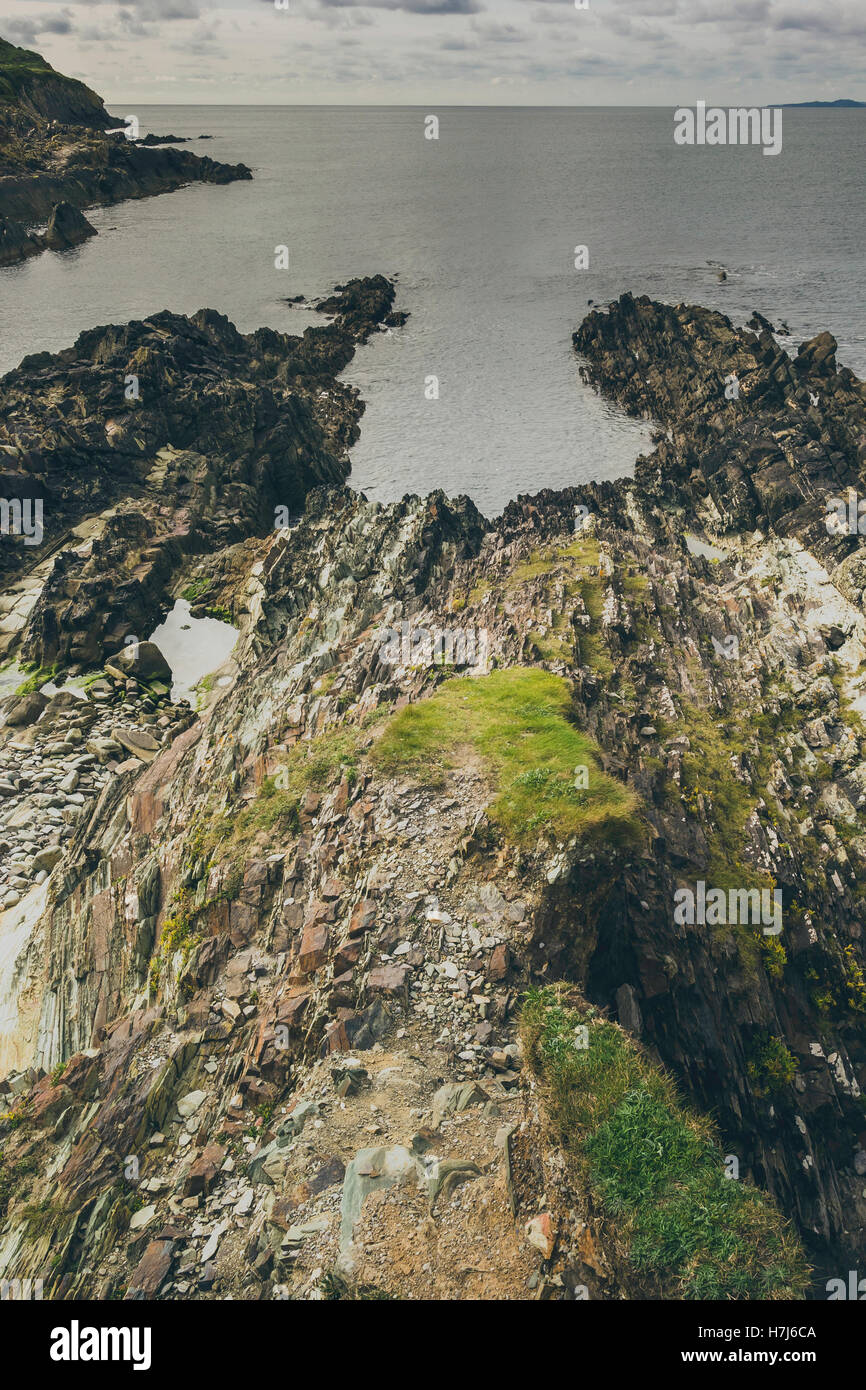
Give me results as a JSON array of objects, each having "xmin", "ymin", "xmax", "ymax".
[
  {"xmin": 2, "ymin": 296, "xmax": 866, "ymax": 1299},
  {"xmin": 574, "ymin": 292, "xmax": 866, "ymax": 561}
]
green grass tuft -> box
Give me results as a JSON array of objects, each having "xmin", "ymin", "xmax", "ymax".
[{"xmin": 370, "ymin": 667, "xmax": 642, "ymax": 848}]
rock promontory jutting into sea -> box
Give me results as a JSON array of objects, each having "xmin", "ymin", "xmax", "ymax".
[
  {"xmin": 0, "ymin": 35, "xmax": 251, "ymax": 268},
  {"xmin": 0, "ymin": 277, "xmax": 865, "ymax": 1299}
]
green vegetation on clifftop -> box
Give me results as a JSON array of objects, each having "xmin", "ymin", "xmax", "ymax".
[
  {"xmin": 371, "ymin": 667, "xmax": 642, "ymax": 848},
  {"xmin": 0, "ymin": 36, "xmax": 107, "ymax": 121}
]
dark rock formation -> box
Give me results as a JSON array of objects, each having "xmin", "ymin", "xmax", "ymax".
[
  {"xmin": 0, "ymin": 212, "xmax": 42, "ymax": 265},
  {"xmin": 42, "ymin": 199, "xmax": 97, "ymax": 251},
  {"xmin": 1, "ymin": 199, "xmax": 96, "ymax": 264},
  {"xmin": 0, "ymin": 279, "xmax": 400, "ymax": 667},
  {"xmin": 573, "ymin": 292, "xmax": 866, "ymax": 561},
  {"xmin": 133, "ymin": 133, "xmax": 189, "ymax": 146}
]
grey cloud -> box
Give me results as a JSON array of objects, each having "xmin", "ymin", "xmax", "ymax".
[
  {"xmin": 773, "ymin": 7, "xmax": 866, "ymax": 40},
  {"xmin": 318, "ymin": 0, "xmax": 483, "ymax": 12},
  {"xmin": 471, "ymin": 20, "xmax": 526, "ymax": 43},
  {"xmin": 66, "ymin": 0, "xmax": 201, "ymax": 16},
  {"xmin": 3, "ymin": 8, "xmax": 75, "ymax": 44},
  {"xmin": 604, "ymin": 13, "xmax": 667, "ymax": 41},
  {"xmin": 3, "ymin": 19, "xmax": 41, "ymax": 45}
]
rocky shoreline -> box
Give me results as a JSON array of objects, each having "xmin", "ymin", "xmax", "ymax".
[
  {"xmin": 0, "ymin": 37, "xmax": 251, "ymax": 268},
  {"xmin": 0, "ymin": 274, "xmax": 399, "ymax": 657},
  {"xmin": 0, "ymin": 288, "xmax": 865, "ymax": 1300}
]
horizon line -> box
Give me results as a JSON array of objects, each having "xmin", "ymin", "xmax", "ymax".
[{"xmin": 101, "ymin": 99, "xmax": 866, "ymax": 108}]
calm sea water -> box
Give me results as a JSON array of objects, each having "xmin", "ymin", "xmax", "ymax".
[{"xmin": 0, "ymin": 107, "xmax": 863, "ymax": 516}]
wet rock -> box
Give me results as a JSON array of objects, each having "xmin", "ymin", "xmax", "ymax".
[
  {"xmin": 43, "ymin": 200, "xmax": 97, "ymax": 251},
  {"xmin": 0, "ymin": 216, "xmax": 43, "ymax": 267}
]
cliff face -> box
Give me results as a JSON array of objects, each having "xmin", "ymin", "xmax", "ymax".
[
  {"xmin": 0, "ymin": 291, "xmax": 865, "ymax": 1301},
  {"xmin": 0, "ymin": 37, "xmax": 112, "ymax": 128},
  {"xmin": 0, "ymin": 35, "xmax": 251, "ymax": 267}
]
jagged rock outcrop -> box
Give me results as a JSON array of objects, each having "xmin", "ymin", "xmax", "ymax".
[
  {"xmin": 0, "ymin": 199, "xmax": 96, "ymax": 265},
  {"xmin": 574, "ymin": 293, "xmax": 866, "ymax": 563},
  {"xmin": 0, "ymin": 278, "xmax": 398, "ymax": 666},
  {"xmin": 0, "ymin": 212, "xmax": 42, "ymax": 266},
  {"xmin": 1, "ymin": 293, "xmax": 865, "ymax": 1300},
  {"xmin": 42, "ymin": 200, "xmax": 96, "ymax": 251}
]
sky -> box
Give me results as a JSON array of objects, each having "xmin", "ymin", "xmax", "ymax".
[{"xmin": 3, "ymin": 0, "xmax": 866, "ymax": 106}]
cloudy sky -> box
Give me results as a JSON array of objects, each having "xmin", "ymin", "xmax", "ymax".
[{"xmin": 3, "ymin": 0, "xmax": 865, "ymax": 105}]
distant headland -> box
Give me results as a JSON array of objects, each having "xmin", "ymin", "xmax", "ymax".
[{"xmin": 782, "ymin": 98, "xmax": 865, "ymax": 108}]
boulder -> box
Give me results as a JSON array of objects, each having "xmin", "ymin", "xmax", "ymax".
[
  {"xmin": 431, "ymin": 1081, "xmax": 488, "ymax": 1128},
  {"xmin": 113, "ymin": 726, "xmax": 161, "ymax": 762},
  {"xmin": 297, "ymin": 921, "xmax": 329, "ymax": 975},
  {"xmin": 112, "ymin": 641, "xmax": 173, "ymax": 683},
  {"xmin": 0, "ymin": 216, "xmax": 44, "ymax": 267},
  {"xmin": 43, "ymin": 201, "xmax": 97, "ymax": 251},
  {"xmin": 339, "ymin": 1144, "xmax": 422, "ymax": 1249},
  {"xmin": 124, "ymin": 1240, "xmax": 175, "ymax": 1299},
  {"xmin": 3, "ymin": 691, "xmax": 47, "ymax": 727},
  {"xmin": 183, "ymin": 1142, "xmax": 225, "ymax": 1197},
  {"xmin": 33, "ymin": 845, "xmax": 63, "ymax": 873}
]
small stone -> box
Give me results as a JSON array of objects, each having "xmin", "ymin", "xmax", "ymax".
[
  {"xmin": 177, "ymin": 1089, "xmax": 207, "ymax": 1119},
  {"xmin": 129, "ymin": 1204, "xmax": 157, "ymax": 1232},
  {"xmin": 525, "ymin": 1212, "xmax": 556, "ymax": 1259}
]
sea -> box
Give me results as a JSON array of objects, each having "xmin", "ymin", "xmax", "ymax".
[{"xmin": 0, "ymin": 106, "xmax": 863, "ymax": 516}]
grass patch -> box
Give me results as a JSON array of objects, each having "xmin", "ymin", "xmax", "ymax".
[
  {"xmin": 14, "ymin": 662, "xmax": 58, "ymax": 695},
  {"xmin": 657, "ymin": 680, "xmax": 807, "ymax": 971},
  {"xmin": 520, "ymin": 987, "xmax": 810, "ymax": 1300},
  {"xmin": 527, "ymin": 623, "xmax": 572, "ymax": 664},
  {"xmin": 181, "ymin": 577, "xmax": 211, "ymax": 603},
  {"xmin": 273, "ymin": 726, "xmax": 361, "ymax": 797},
  {"xmin": 188, "ymin": 722, "xmax": 363, "ymax": 872},
  {"xmin": 194, "ymin": 673, "xmax": 215, "ymax": 712},
  {"xmin": 232, "ymin": 779, "xmax": 302, "ymax": 842},
  {"xmin": 504, "ymin": 535, "xmax": 626, "ymax": 679},
  {"xmin": 746, "ymin": 1034, "xmax": 798, "ymax": 1096},
  {"xmin": 508, "ymin": 551, "xmax": 558, "ymax": 585},
  {"xmin": 370, "ymin": 667, "xmax": 642, "ymax": 848},
  {"xmin": 0, "ymin": 1152, "xmax": 37, "ymax": 1217}
]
